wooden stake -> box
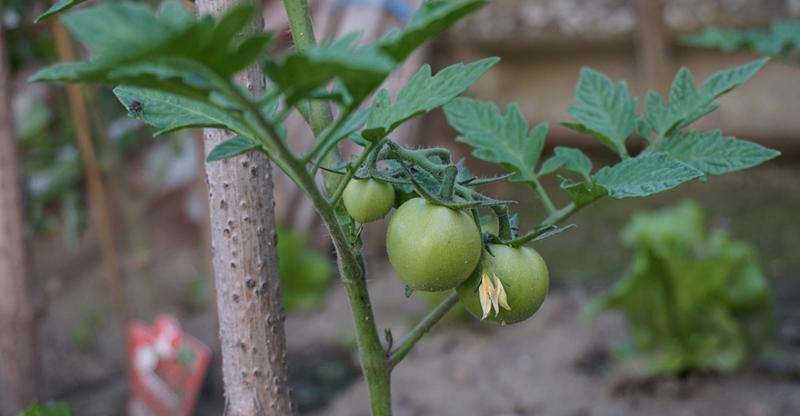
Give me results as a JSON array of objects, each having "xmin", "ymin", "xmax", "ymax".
[{"xmin": 51, "ymin": 20, "xmax": 130, "ymax": 326}]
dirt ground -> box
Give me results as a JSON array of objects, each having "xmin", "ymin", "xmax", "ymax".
[
  {"xmin": 305, "ymin": 265, "xmax": 800, "ymax": 416},
  {"xmin": 32, "ymin": 162, "xmax": 800, "ymax": 416}
]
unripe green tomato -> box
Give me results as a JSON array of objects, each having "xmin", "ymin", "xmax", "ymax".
[
  {"xmin": 342, "ymin": 178, "xmax": 396, "ymax": 223},
  {"xmin": 480, "ymin": 215, "xmax": 500, "ymax": 236},
  {"xmin": 386, "ymin": 198, "xmax": 482, "ymax": 291},
  {"xmin": 457, "ymin": 244, "xmax": 549, "ymax": 324}
]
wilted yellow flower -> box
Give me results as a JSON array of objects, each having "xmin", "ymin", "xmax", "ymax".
[{"xmin": 478, "ymin": 271, "xmax": 511, "ymax": 319}]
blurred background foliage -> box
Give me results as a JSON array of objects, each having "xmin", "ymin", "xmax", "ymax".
[
  {"xmin": 278, "ymin": 226, "xmax": 334, "ymax": 310},
  {"xmin": 586, "ymin": 201, "xmax": 773, "ymax": 376}
]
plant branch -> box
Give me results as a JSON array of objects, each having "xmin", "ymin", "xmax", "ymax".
[
  {"xmin": 388, "ymin": 292, "xmax": 459, "ymax": 368},
  {"xmin": 272, "ymin": 4, "xmax": 394, "ymax": 412},
  {"xmin": 302, "ymin": 103, "xmax": 356, "ymax": 164},
  {"xmin": 503, "ymin": 202, "xmax": 585, "ymax": 247},
  {"xmin": 282, "ymin": 0, "xmax": 340, "ymax": 193},
  {"xmin": 527, "ymin": 178, "xmax": 557, "ymax": 215}
]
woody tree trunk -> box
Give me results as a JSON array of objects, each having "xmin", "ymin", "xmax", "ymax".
[
  {"xmin": 0, "ymin": 10, "xmax": 40, "ymax": 416},
  {"xmin": 194, "ymin": 1, "xmax": 294, "ymax": 414}
]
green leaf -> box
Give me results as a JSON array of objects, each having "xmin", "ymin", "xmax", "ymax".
[
  {"xmin": 61, "ymin": 1, "xmax": 187, "ymax": 61},
  {"xmin": 31, "ymin": 2, "xmax": 270, "ymax": 96},
  {"xmin": 560, "ymin": 178, "xmax": 607, "ymax": 208},
  {"xmin": 593, "ymin": 154, "xmax": 703, "ymax": 199},
  {"xmin": 684, "ymin": 27, "xmax": 748, "ymax": 53},
  {"xmin": 264, "ymin": 33, "xmax": 394, "ymax": 104},
  {"xmin": 564, "ymin": 67, "xmax": 637, "ymax": 157},
  {"xmin": 646, "ymin": 59, "xmax": 769, "ymax": 137},
  {"xmin": 206, "ymin": 137, "xmax": 261, "ymax": 162},
  {"xmin": 653, "ymin": 130, "xmax": 780, "ymax": 176},
  {"xmin": 113, "ymin": 86, "xmax": 250, "ymax": 137},
  {"xmin": 278, "ymin": 227, "xmax": 334, "ymax": 310},
  {"xmin": 636, "ymin": 116, "xmax": 654, "ymax": 142},
  {"xmin": 379, "ymin": 0, "xmax": 487, "ymax": 62},
  {"xmin": 700, "ymin": 58, "xmax": 769, "ymax": 100},
  {"xmin": 444, "ymin": 97, "xmax": 547, "ymax": 182},
  {"xmin": 363, "ymin": 58, "xmax": 498, "ymax": 140},
  {"xmin": 35, "ymin": 0, "xmax": 89, "ymax": 23},
  {"xmin": 539, "ymin": 146, "xmax": 592, "ymax": 181},
  {"xmin": 318, "ymin": 108, "xmax": 371, "ymax": 146},
  {"xmin": 684, "ymin": 20, "xmax": 800, "ymax": 57}
]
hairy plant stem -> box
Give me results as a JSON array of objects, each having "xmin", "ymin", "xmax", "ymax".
[
  {"xmin": 302, "ymin": 103, "xmax": 357, "ymax": 164},
  {"xmin": 528, "ymin": 178, "xmax": 557, "ymax": 215},
  {"xmin": 282, "ymin": 0, "xmax": 341, "ymax": 192},
  {"xmin": 389, "ymin": 292, "xmax": 458, "ymax": 367},
  {"xmin": 492, "ymin": 205, "xmax": 513, "ymax": 240},
  {"xmin": 439, "ymin": 165, "xmax": 458, "ymax": 200},
  {"xmin": 282, "ymin": 1, "xmax": 392, "ymax": 414}
]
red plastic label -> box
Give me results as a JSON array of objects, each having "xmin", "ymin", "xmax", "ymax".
[{"xmin": 128, "ymin": 315, "xmax": 211, "ymax": 416}]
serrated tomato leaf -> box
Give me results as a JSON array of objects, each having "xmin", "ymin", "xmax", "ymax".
[
  {"xmin": 593, "ymin": 154, "xmax": 703, "ymax": 199},
  {"xmin": 114, "ymin": 86, "xmax": 251, "ymax": 137},
  {"xmin": 539, "ymin": 147, "xmax": 593, "ymax": 181},
  {"xmin": 563, "ymin": 67, "xmax": 637, "ymax": 157},
  {"xmin": 645, "ymin": 58, "xmax": 769, "ymax": 138},
  {"xmin": 444, "ymin": 97, "xmax": 547, "ymax": 183},
  {"xmin": 379, "ymin": 0, "xmax": 487, "ymax": 62},
  {"xmin": 264, "ymin": 33, "xmax": 394, "ymax": 104},
  {"xmin": 362, "ymin": 58, "xmax": 497, "ymax": 141},
  {"xmin": 560, "ymin": 178, "xmax": 607, "ymax": 208},
  {"xmin": 35, "ymin": 0, "xmax": 89, "ymax": 23},
  {"xmin": 652, "ymin": 130, "xmax": 780, "ymax": 176},
  {"xmin": 31, "ymin": 1, "xmax": 271, "ymax": 96},
  {"xmin": 206, "ymin": 137, "xmax": 262, "ymax": 162}
]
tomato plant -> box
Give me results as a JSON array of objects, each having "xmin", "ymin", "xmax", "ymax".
[{"xmin": 33, "ymin": 0, "xmax": 780, "ymax": 414}]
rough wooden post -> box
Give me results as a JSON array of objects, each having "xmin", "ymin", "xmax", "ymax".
[
  {"xmin": 194, "ymin": 1, "xmax": 294, "ymax": 415},
  {"xmin": 0, "ymin": 10, "xmax": 40, "ymax": 415},
  {"xmin": 634, "ymin": 0, "xmax": 671, "ymax": 93}
]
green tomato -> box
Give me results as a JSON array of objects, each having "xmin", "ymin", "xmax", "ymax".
[
  {"xmin": 480, "ymin": 214, "xmax": 500, "ymax": 236},
  {"xmin": 386, "ymin": 198, "xmax": 482, "ymax": 291},
  {"xmin": 342, "ymin": 178, "xmax": 395, "ymax": 223},
  {"xmin": 457, "ymin": 244, "xmax": 549, "ymax": 324}
]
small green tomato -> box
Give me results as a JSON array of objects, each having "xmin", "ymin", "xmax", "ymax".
[
  {"xmin": 386, "ymin": 198, "xmax": 482, "ymax": 291},
  {"xmin": 342, "ymin": 178, "xmax": 396, "ymax": 223},
  {"xmin": 457, "ymin": 244, "xmax": 549, "ymax": 324}
]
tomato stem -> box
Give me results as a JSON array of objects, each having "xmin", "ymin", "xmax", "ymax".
[
  {"xmin": 388, "ymin": 292, "xmax": 459, "ymax": 368},
  {"xmin": 282, "ymin": 0, "xmax": 341, "ymax": 195},
  {"xmin": 527, "ymin": 177, "xmax": 557, "ymax": 215},
  {"xmin": 493, "ymin": 205, "xmax": 513, "ymax": 240},
  {"xmin": 439, "ymin": 164, "xmax": 458, "ymax": 200}
]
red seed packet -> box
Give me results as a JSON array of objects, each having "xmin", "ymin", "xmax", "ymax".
[{"xmin": 128, "ymin": 315, "xmax": 211, "ymax": 416}]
